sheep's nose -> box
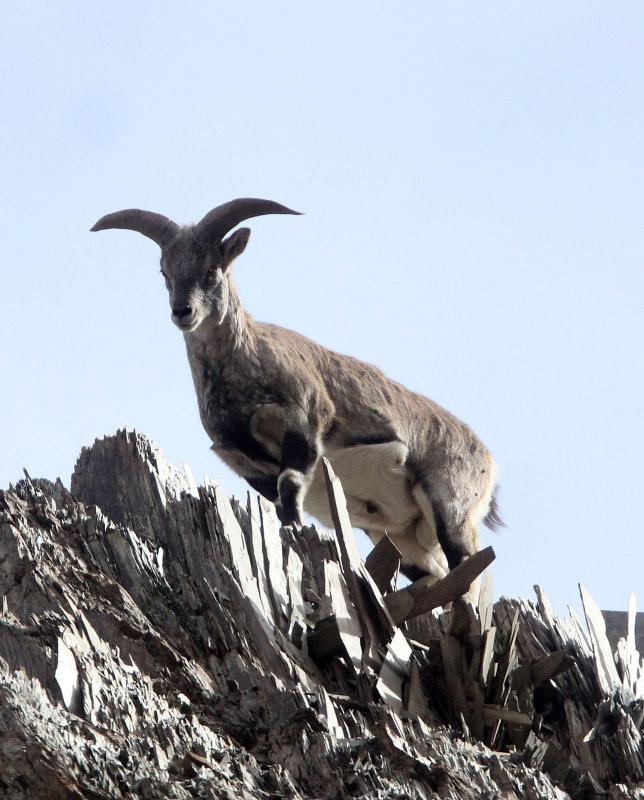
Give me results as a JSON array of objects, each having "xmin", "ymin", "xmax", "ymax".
[{"xmin": 172, "ymin": 304, "xmax": 194, "ymax": 321}]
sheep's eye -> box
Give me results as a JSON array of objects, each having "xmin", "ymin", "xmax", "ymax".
[{"xmin": 208, "ymin": 264, "xmax": 219, "ymax": 274}]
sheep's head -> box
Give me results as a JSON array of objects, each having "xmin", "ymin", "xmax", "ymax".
[{"xmin": 91, "ymin": 199, "xmax": 301, "ymax": 333}]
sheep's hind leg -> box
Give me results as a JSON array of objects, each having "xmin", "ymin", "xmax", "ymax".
[{"xmin": 412, "ymin": 482, "xmax": 482, "ymax": 602}]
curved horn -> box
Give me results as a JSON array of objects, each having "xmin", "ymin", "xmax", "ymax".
[
  {"xmin": 195, "ymin": 198, "xmax": 302, "ymax": 243},
  {"xmin": 90, "ymin": 209, "xmax": 179, "ymax": 247}
]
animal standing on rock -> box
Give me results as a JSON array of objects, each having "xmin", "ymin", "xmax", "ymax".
[{"xmin": 91, "ymin": 198, "xmax": 501, "ymax": 594}]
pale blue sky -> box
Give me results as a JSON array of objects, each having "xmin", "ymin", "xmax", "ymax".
[{"xmin": 2, "ymin": 2, "xmax": 643, "ymax": 616}]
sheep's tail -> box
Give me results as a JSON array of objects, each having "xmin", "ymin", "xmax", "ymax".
[{"xmin": 484, "ymin": 489, "xmax": 505, "ymax": 531}]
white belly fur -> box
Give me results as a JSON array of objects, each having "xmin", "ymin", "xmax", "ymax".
[
  {"xmin": 304, "ymin": 441, "xmax": 415, "ymax": 529},
  {"xmin": 304, "ymin": 441, "xmax": 448, "ymax": 579},
  {"xmin": 243, "ymin": 405, "xmax": 450, "ymax": 582}
]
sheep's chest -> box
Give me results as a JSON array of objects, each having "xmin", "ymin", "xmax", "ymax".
[{"xmin": 187, "ymin": 349, "xmax": 280, "ymax": 475}]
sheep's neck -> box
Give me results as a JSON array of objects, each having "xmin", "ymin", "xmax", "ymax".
[{"xmin": 182, "ymin": 282, "xmax": 258, "ymax": 441}]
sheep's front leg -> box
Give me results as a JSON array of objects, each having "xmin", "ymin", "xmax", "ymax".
[{"xmin": 276, "ymin": 429, "xmax": 319, "ymax": 526}]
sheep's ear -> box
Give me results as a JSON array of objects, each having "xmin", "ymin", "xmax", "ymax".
[{"xmin": 221, "ymin": 228, "xmax": 250, "ymax": 271}]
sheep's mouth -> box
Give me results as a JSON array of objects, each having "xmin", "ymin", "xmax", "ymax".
[{"xmin": 174, "ymin": 318, "xmax": 200, "ymax": 333}]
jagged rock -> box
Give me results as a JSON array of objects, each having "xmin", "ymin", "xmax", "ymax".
[{"xmin": 0, "ymin": 430, "xmax": 641, "ymax": 799}]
